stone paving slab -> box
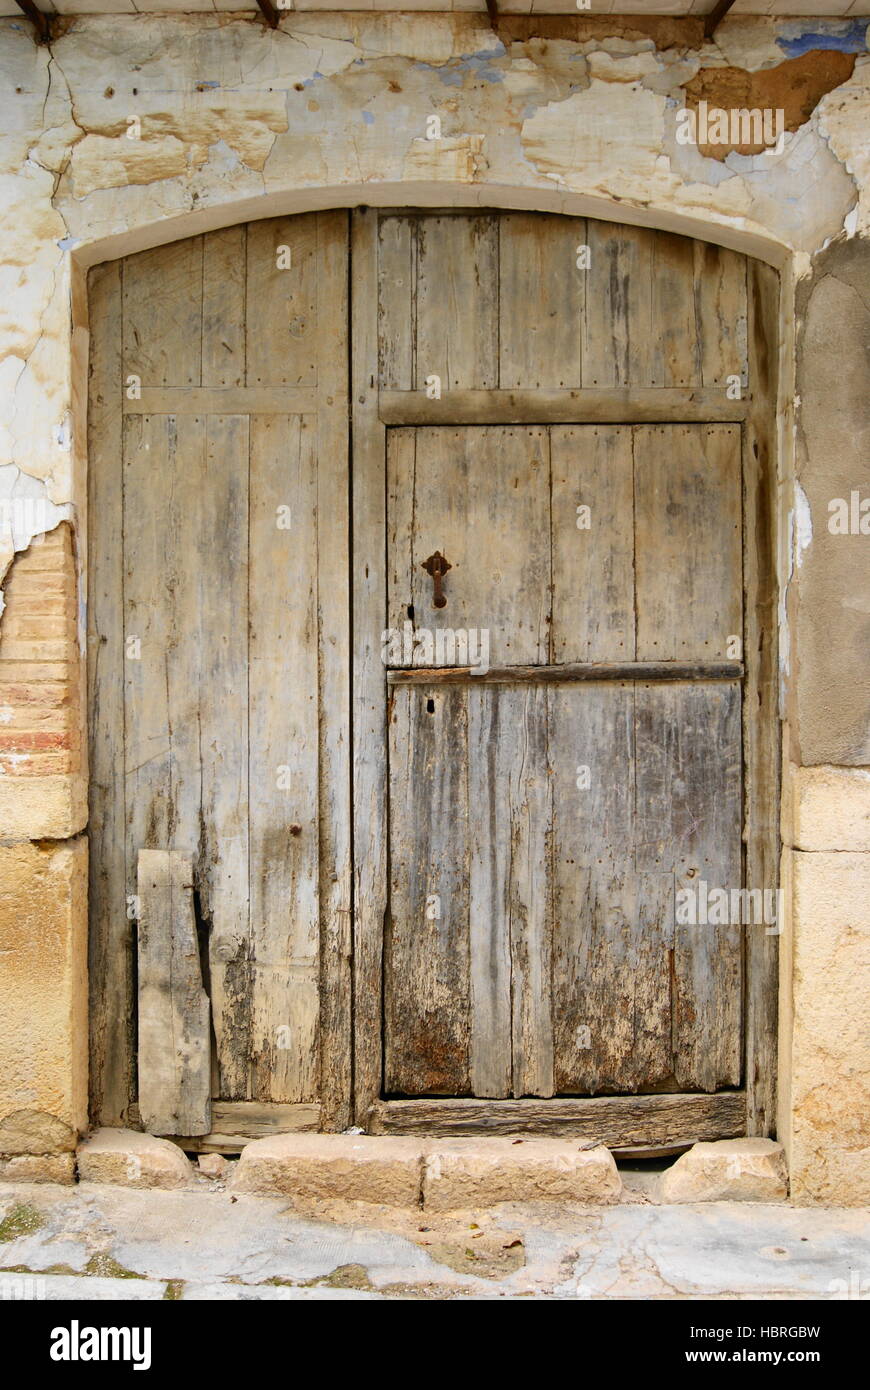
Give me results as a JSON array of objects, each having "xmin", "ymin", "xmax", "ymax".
[{"xmin": 1, "ymin": 1181, "xmax": 867, "ymax": 1301}]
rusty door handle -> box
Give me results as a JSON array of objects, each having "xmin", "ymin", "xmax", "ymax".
[{"xmin": 421, "ymin": 551, "xmax": 451, "ymax": 609}]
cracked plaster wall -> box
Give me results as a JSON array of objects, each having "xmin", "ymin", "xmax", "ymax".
[{"xmin": 0, "ymin": 11, "xmax": 868, "ymax": 1202}]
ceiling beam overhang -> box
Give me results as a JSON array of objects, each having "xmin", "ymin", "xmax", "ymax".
[
  {"xmin": 255, "ymin": 0, "xmax": 281, "ymax": 31},
  {"xmin": 14, "ymin": 0, "xmax": 51, "ymax": 44},
  {"xmin": 704, "ymin": 0, "xmax": 738, "ymax": 40}
]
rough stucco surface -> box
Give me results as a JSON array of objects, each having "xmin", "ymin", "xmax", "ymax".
[
  {"xmin": 0, "ymin": 12, "xmax": 867, "ymax": 1205},
  {"xmin": 794, "ymin": 233, "xmax": 870, "ymax": 768}
]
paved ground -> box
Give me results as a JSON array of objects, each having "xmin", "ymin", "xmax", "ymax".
[{"xmin": 1, "ymin": 1173, "xmax": 868, "ymax": 1300}]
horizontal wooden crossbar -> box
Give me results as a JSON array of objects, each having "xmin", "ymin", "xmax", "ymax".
[
  {"xmin": 379, "ymin": 388, "xmax": 747, "ymax": 426},
  {"xmin": 123, "ymin": 387, "xmax": 319, "ymax": 415},
  {"xmin": 387, "ymin": 662, "xmax": 744, "ymax": 686},
  {"xmin": 368, "ymin": 1092, "xmax": 747, "ymax": 1150}
]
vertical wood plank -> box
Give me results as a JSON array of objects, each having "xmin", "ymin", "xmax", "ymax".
[
  {"xmin": 415, "ymin": 215, "xmax": 499, "ymax": 390},
  {"xmin": 385, "ymin": 686, "xmax": 471, "ymax": 1095},
  {"xmin": 351, "ymin": 209, "xmax": 389, "ymax": 1123},
  {"xmin": 650, "ymin": 232, "xmax": 700, "ymax": 388},
  {"xmin": 634, "ymin": 424, "xmax": 743, "ymax": 661},
  {"xmin": 635, "ymin": 682, "xmax": 743, "ymax": 1091},
  {"xmin": 314, "ymin": 210, "xmax": 352, "ymax": 1129},
  {"xmin": 202, "ymin": 225, "xmax": 246, "ymax": 388},
  {"xmin": 695, "ymin": 241, "xmax": 749, "ymax": 392},
  {"xmin": 498, "ymin": 213, "xmax": 586, "ymax": 389},
  {"xmin": 582, "ymin": 223, "xmax": 653, "ymax": 387},
  {"xmin": 87, "ymin": 259, "xmax": 130, "ymax": 1126},
  {"xmin": 122, "ymin": 238, "xmax": 203, "ymax": 388},
  {"xmin": 377, "ymin": 215, "xmax": 414, "ymax": 391},
  {"xmin": 248, "ymin": 414, "xmax": 319, "ymax": 1105},
  {"xmin": 744, "ymin": 258, "xmax": 780, "ymax": 1135},
  {"xmin": 551, "ymin": 425, "xmax": 636, "ymax": 663},
  {"xmin": 137, "ymin": 849, "xmax": 210, "ymax": 1136},
  {"xmin": 246, "ymin": 215, "xmax": 318, "ymax": 388}
]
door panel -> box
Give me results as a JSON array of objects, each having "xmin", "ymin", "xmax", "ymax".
[{"xmin": 383, "ymin": 422, "xmax": 743, "ymax": 1098}]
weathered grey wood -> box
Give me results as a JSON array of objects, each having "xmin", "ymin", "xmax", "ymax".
[
  {"xmin": 551, "ymin": 425, "xmax": 636, "ymax": 662},
  {"xmin": 377, "ymin": 215, "xmax": 414, "ymax": 391},
  {"xmin": 651, "ymin": 231, "xmax": 700, "ymax": 387},
  {"xmin": 695, "ymin": 240, "xmax": 748, "ymax": 392},
  {"xmin": 122, "ymin": 237, "xmax": 202, "ymax": 388},
  {"xmin": 387, "ymin": 662, "xmax": 744, "ymax": 684},
  {"xmin": 634, "ymin": 424, "xmax": 743, "ymax": 661},
  {"xmin": 635, "ymin": 682, "xmax": 743, "ymax": 1091},
  {"xmin": 315, "ymin": 210, "xmax": 352, "ymax": 1130},
  {"xmin": 351, "ymin": 209, "xmax": 389, "ymax": 1123},
  {"xmin": 386, "ymin": 686, "xmax": 471, "ymax": 1095},
  {"xmin": 202, "ymin": 225, "xmax": 246, "ymax": 388},
  {"xmin": 415, "ymin": 214, "xmax": 498, "ymax": 390},
  {"xmin": 164, "ymin": 1101, "xmax": 320, "ymax": 1153},
  {"xmin": 246, "ymin": 215, "xmax": 317, "ymax": 388},
  {"xmin": 124, "ymin": 387, "xmax": 318, "ymax": 415},
  {"xmin": 248, "ymin": 413, "xmax": 319, "ymax": 1105},
  {"xmin": 87, "ymin": 259, "xmax": 129, "ymax": 1127},
  {"xmin": 379, "ymin": 388, "xmax": 747, "ymax": 426},
  {"xmin": 368, "ymin": 1092, "xmax": 747, "ymax": 1147},
  {"xmin": 498, "ymin": 213, "xmax": 586, "ymax": 389},
  {"xmin": 744, "ymin": 258, "xmax": 780, "ymax": 1136},
  {"xmin": 582, "ymin": 223, "xmax": 653, "ymax": 387},
  {"xmin": 388, "ymin": 426, "xmax": 551, "ymax": 666},
  {"xmin": 137, "ymin": 849, "xmax": 211, "ymax": 1136}
]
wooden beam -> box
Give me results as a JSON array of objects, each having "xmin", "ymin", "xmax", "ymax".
[
  {"xmin": 379, "ymin": 388, "xmax": 747, "ymax": 426},
  {"xmin": 704, "ymin": 0, "xmax": 737, "ymax": 40},
  {"xmin": 163, "ymin": 1101, "xmax": 320, "ymax": 1154},
  {"xmin": 388, "ymin": 662, "xmax": 744, "ymax": 686},
  {"xmin": 255, "ymin": 0, "xmax": 281, "ymax": 30},
  {"xmin": 368, "ymin": 1093, "xmax": 747, "ymax": 1149},
  {"xmin": 14, "ymin": 0, "xmax": 51, "ymax": 44}
]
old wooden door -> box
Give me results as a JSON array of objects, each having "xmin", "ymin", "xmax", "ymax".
[
  {"xmin": 88, "ymin": 213, "xmax": 352, "ymax": 1137},
  {"xmin": 353, "ymin": 210, "xmax": 779, "ymax": 1145}
]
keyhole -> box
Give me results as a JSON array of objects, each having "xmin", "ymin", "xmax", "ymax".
[{"xmin": 426, "ymin": 698, "xmax": 435, "ymax": 714}]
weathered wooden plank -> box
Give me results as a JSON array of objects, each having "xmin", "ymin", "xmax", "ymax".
[
  {"xmin": 550, "ymin": 684, "xmax": 673, "ymax": 1093},
  {"xmin": 368, "ymin": 1092, "xmax": 747, "ymax": 1147},
  {"xmin": 388, "ymin": 426, "xmax": 551, "ymax": 666},
  {"xmin": 377, "ymin": 215, "xmax": 415, "ymax": 391},
  {"xmin": 744, "ymin": 257, "xmax": 780, "ymax": 1136},
  {"xmin": 379, "ymin": 388, "xmax": 747, "ymax": 425},
  {"xmin": 387, "ymin": 661, "xmax": 744, "ymax": 685},
  {"xmin": 695, "ymin": 240, "xmax": 748, "ymax": 393},
  {"xmin": 385, "ymin": 686, "xmax": 471, "ymax": 1095},
  {"xmin": 551, "ymin": 425, "xmax": 636, "ymax": 663},
  {"xmin": 498, "ymin": 213, "xmax": 586, "ymax": 389},
  {"xmin": 122, "ymin": 237, "xmax": 203, "ymax": 388},
  {"xmin": 248, "ymin": 414, "xmax": 319, "ymax": 1105},
  {"xmin": 314, "ymin": 210, "xmax": 352, "ymax": 1130},
  {"xmin": 351, "ymin": 209, "xmax": 389, "ymax": 1123},
  {"xmin": 634, "ymin": 682, "xmax": 743, "ymax": 1091},
  {"xmin": 202, "ymin": 225, "xmax": 246, "ymax": 388},
  {"xmin": 124, "ymin": 387, "xmax": 317, "ymax": 415},
  {"xmin": 137, "ymin": 849, "xmax": 211, "ymax": 1136},
  {"xmin": 582, "ymin": 223, "xmax": 653, "ymax": 387},
  {"xmin": 246, "ymin": 214, "xmax": 317, "ymax": 388},
  {"xmin": 651, "ymin": 231, "xmax": 701, "ymax": 387},
  {"xmin": 164, "ymin": 1101, "xmax": 321, "ymax": 1153},
  {"xmin": 634, "ymin": 424, "xmax": 743, "ymax": 661},
  {"xmin": 87, "ymin": 259, "xmax": 130, "ymax": 1127},
  {"xmin": 415, "ymin": 214, "xmax": 499, "ymax": 390}
]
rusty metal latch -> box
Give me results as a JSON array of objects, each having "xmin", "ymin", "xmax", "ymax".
[{"xmin": 421, "ymin": 551, "xmax": 451, "ymax": 609}]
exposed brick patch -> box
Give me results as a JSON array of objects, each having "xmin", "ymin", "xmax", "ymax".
[{"xmin": 0, "ymin": 523, "xmax": 79, "ymax": 781}]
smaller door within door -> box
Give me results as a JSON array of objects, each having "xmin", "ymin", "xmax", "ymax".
[{"xmin": 382, "ymin": 423, "xmax": 743, "ymax": 1100}]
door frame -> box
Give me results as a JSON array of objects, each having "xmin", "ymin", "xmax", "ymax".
[{"xmin": 349, "ymin": 207, "xmax": 780, "ymax": 1145}]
